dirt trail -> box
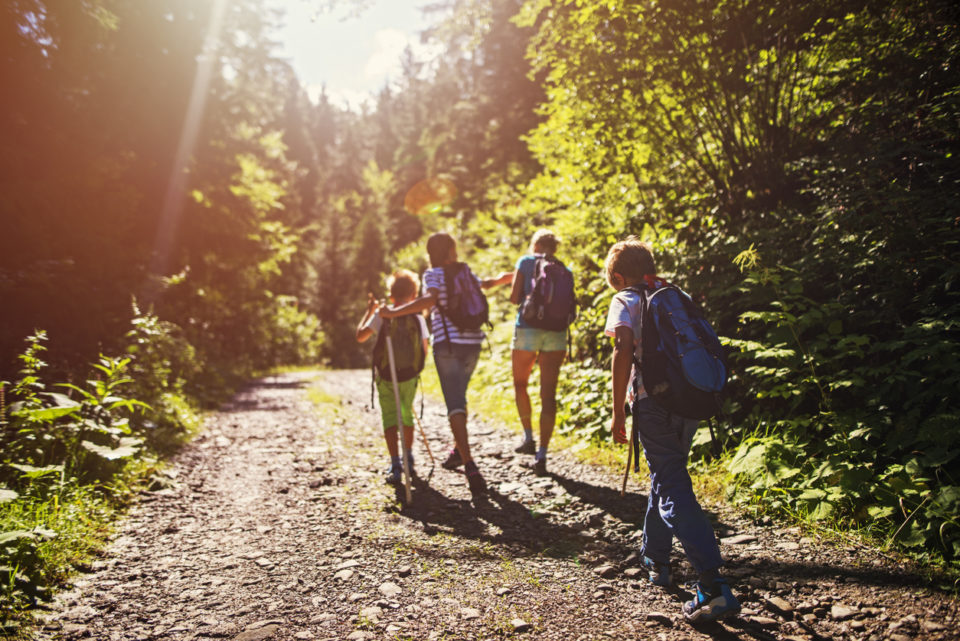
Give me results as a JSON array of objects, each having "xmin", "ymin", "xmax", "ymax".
[{"xmin": 35, "ymin": 370, "xmax": 957, "ymax": 641}]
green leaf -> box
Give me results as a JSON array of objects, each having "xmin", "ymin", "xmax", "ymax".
[
  {"xmin": 80, "ymin": 440, "xmax": 140, "ymax": 460},
  {"xmin": 0, "ymin": 531, "xmax": 35, "ymax": 545},
  {"xmin": 9, "ymin": 463, "xmax": 63, "ymax": 480},
  {"xmin": 0, "ymin": 489, "xmax": 18, "ymax": 503}
]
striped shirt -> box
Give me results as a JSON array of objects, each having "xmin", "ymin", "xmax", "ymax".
[{"xmin": 423, "ymin": 266, "xmax": 485, "ymax": 345}]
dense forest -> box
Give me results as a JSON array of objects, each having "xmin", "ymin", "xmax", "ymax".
[{"xmin": 1, "ymin": 0, "xmax": 959, "ymax": 621}]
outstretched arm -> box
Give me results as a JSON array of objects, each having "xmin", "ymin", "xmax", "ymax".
[
  {"xmin": 380, "ymin": 289, "xmax": 439, "ymax": 319},
  {"xmin": 481, "ymin": 271, "xmax": 513, "ymax": 290}
]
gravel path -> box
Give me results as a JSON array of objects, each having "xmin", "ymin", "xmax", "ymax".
[{"xmin": 35, "ymin": 370, "xmax": 958, "ymax": 641}]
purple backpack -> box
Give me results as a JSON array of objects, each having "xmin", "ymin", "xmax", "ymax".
[
  {"xmin": 439, "ymin": 262, "xmax": 489, "ymax": 332},
  {"xmin": 521, "ymin": 255, "xmax": 577, "ymax": 331}
]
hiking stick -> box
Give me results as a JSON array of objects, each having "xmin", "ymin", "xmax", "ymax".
[
  {"xmin": 385, "ymin": 334, "xmax": 413, "ymax": 504},
  {"xmin": 620, "ymin": 412, "xmax": 636, "ymax": 497},
  {"xmin": 412, "ymin": 412, "xmax": 436, "ymax": 479}
]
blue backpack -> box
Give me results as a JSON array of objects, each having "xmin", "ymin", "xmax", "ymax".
[
  {"xmin": 626, "ymin": 279, "xmax": 727, "ymax": 420},
  {"xmin": 439, "ymin": 262, "xmax": 489, "ymax": 333},
  {"xmin": 520, "ymin": 255, "xmax": 577, "ymax": 332}
]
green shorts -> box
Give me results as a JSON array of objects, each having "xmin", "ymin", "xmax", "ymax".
[
  {"xmin": 511, "ymin": 326, "xmax": 567, "ymax": 352},
  {"xmin": 376, "ymin": 377, "xmax": 418, "ymax": 429}
]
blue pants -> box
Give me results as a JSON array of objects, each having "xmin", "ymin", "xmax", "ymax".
[
  {"xmin": 633, "ymin": 396, "xmax": 723, "ymax": 574},
  {"xmin": 433, "ymin": 342, "xmax": 481, "ymax": 417}
]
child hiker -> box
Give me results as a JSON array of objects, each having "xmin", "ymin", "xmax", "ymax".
[
  {"xmin": 604, "ymin": 237, "xmax": 740, "ymax": 624},
  {"xmin": 356, "ymin": 269, "xmax": 429, "ymax": 485},
  {"xmin": 380, "ymin": 232, "xmax": 511, "ymax": 495}
]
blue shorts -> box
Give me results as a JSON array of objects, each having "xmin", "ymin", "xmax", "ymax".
[
  {"xmin": 433, "ymin": 342, "xmax": 481, "ymax": 417},
  {"xmin": 511, "ymin": 327, "xmax": 567, "ymax": 352}
]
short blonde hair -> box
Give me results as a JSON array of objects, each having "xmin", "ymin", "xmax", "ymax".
[
  {"xmin": 530, "ymin": 229, "xmax": 559, "ymax": 255},
  {"xmin": 604, "ymin": 236, "xmax": 656, "ymax": 287},
  {"xmin": 388, "ymin": 269, "xmax": 420, "ymax": 301}
]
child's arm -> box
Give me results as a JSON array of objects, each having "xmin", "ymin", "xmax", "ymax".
[
  {"xmin": 380, "ymin": 290, "xmax": 438, "ymax": 319},
  {"xmin": 610, "ymin": 325, "xmax": 634, "ymax": 444},
  {"xmin": 481, "ymin": 271, "xmax": 513, "ymax": 290},
  {"xmin": 355, "ymin": 294, "xmax": 380, "ymax": 343},
  {"xmin": 509, "ymin": 267, "xmax": 524, "ymax": 305}
]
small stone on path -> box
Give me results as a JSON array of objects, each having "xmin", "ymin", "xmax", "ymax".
[
  {"xmin": 594, "ymin": 564, "xmax": 616, "ymax": 578},
  {"xmin": 334, "ymin": 569, "xmax": 354, "ymax": 581},
  {"xmin": 830, "ymin": 604, "xmax": 857, "ymax": 621},
  {"xmin": 511, "ymin": 618, "xmax": 532, "ymax": 633},
  {"xmin": 623, "ymin": 568, "xmax": 643, "ymax": 578},
  {"xmin": 233, "ymin": 625, "xmax": 280, "ymax": 641},
  {"xmin": 379, "ymin": 581, "xmax": 402, "ymax": 598},
  {"xmin": 764, "ymin": 595, "xmax": 794, "ymax": 614},
  {"xmin": 496, "ymin": 587, "xmax": 511, "ymax": 596},
  {"xmin": 722, "ymin": 534, "xmax": 757, "ymax": 545},
  {"xmin": 645, "ymin": 612, "xmax": 673, "ymax": 626},
  {"xmin": 461, "ymin": 607, "xmax": 481, "ymax": 620}
]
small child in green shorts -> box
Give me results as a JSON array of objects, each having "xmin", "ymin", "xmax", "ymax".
[{"xmin": 356, "ymin": 270, "xmax": 429, "ymax": 484}]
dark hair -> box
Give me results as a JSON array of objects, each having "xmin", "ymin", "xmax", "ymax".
[
  {"xmin": 426, "ymin": 232, "xmax": 456, "ymax": 268},
  {"xmin": 388, "ymin": 269, "xmax": 419, "ymax": 301},
  {"xmin": 604, "ymin": 236, "xmax": 656, "ymax": 287}
]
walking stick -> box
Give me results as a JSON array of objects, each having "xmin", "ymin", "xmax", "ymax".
[
  {"xmin": 385, "ymin": 334, "xmax": 413, "ymax": 504},
  {"xmin": 620, "ymin": 406, "xmax": 637, "ymax": 497},
  {"xmin": 412, "ymin": 412, "xmax": 436, "ymax": 479}
]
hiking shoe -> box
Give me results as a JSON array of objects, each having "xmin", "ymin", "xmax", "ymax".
[
  {"xmin": 441, "ymin": 448, "xmax": 463, "ymax": 470},
  {"xmin": 533, "ymin": 457, "xmax": 547, "ymax": 477},
  {"xmin": 406, "ymin": 455, "xmax": 417, "ymax": 478},
  {"xmin": 514, "ymin": 439, "xmax": 536, "ymax": 455},
  {"xmin": 465, "ymin": 463, "xmax": 487, "ymax": 495},
  {"xmin": 642, "ymin": 556, "xmax": 672, "ymax": 587},
  {"xmin": 385, "ymin": 463, "xmax": 403, "ymax": 486},
  {"xmin": 682, "ymin": 579, "xmax": 741, "ymax": 624}
]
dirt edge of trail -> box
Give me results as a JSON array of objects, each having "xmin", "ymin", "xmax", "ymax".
[{"xmin": 33, "ymin": 370, "xmax": 958, "ymax": 641}]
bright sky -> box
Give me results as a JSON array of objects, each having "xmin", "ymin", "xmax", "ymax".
[{"xmin": 267, "ymin": 0, "xmax": 442, "ymax": 110}]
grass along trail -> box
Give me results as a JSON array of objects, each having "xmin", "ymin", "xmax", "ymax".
[{"xmin": 34, "ymin": 370, "xmax": 958, "ymax": 641}]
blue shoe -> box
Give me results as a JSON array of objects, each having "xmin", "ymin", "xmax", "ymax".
[
  {"xmin": 385, "ymin": 463, "xmax": 403, "ymax": 485},
  {"xmin": 682, "ymin": 579, "xmax": 740, "ymax": 624},
  {"xmin": 642, "ymin": 556, "xmax": 672, "ymax": 587}
]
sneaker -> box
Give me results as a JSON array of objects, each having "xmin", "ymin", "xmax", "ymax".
[
  {"xmin": 682, "ymin": 579, "xmax": 741, "ymax": 624},
  {"xmin": 441, "ymin": 448, "xmax": 463, "ymax": 470},
  {"xmin": 514, "ymin": 439, "xmax": 536, "ymax": 455},
  {"xmin": 385, "ymin": 463, "xmax": 403, "ymax": 485},
  {"xmin": 464, "ymin": 463, "xmax": 487, "ymax": 495},
  {"xmin": 642, "ymin": 556, "xmax": 672, "ymax": 587},
  {"xmin": 533, "ymin": 457, "xmax": 547, "ymax": 477}
]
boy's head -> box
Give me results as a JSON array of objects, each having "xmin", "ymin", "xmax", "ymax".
[
  {"xmin": 426, "ymin": 232, "xmax": 457, "ymax": 267},
  {"xmin": 604, "ymin": 236, "xmax": 656, "ymax": 290},
  {"xmin": 529, "ymin": 229, "xmax": 559, "ymax": 255},
  {"xmin": 387, "ymin": 269, "xmax": 420, "ymax": 303}
]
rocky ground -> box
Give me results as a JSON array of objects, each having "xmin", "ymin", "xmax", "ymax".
[{"xmin": 33, "ymin": 370, "xmax": 959, "ymax": 641}]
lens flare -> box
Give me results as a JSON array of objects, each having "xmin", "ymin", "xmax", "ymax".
[{"xmin": 403, "ymin": 177, "xmax": 457, "ymax": 216}]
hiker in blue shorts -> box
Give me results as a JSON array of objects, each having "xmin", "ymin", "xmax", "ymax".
[
  {"xmin": 380, "ymin": 232, "xmax": 511, "ymax": 495},
  {"xmin": 508, "ymin": 229, "xmax": 576, "ymax": 476},
  {"xmin": 604, "ymin": 236, "xmax": 740, "ymax": 624},
  {"xmin": 356, "ymin": 269, "xmax": 429, "ymax": 484}
]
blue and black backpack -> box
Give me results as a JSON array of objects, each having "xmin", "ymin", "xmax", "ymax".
[{"xmin": 626, "ymin": 278, "xmax": 727, "ymax": 420}]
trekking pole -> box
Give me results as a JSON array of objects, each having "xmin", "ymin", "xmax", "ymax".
[
  {"xmin": 620, "ymin": 410, "xmax": 637, "ymax": 497},
  {"xmin": 412, "ymin": 412, "xmax": 437, "ymax": 478},
  {"xmin": 385, "ymin": 334, "xmax": 413, "ymax": 504}
]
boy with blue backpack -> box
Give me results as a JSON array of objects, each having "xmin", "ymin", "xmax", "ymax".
[
  {"xmin": 380, "ymin": 232, "xmax": 511, "ymax": 495},
  {"xmin": 356, "ymin": 270, "xmax": 429, "ymax": 485},
  {"xmin": 604, "ymin": 237, "xmax": 740, "ymax": 624}
]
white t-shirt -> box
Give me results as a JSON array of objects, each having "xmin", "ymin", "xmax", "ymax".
[
  {"xmin": 364, "ymin": 311, "xmax": 429, "ymax": 344},
  {"xmin": 604, "ymin": 288, "xmax": 646, "ymax": 400},
  {"xmin": 422, "ymin": 266, "xmax": 485, "ymax": 345}
]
